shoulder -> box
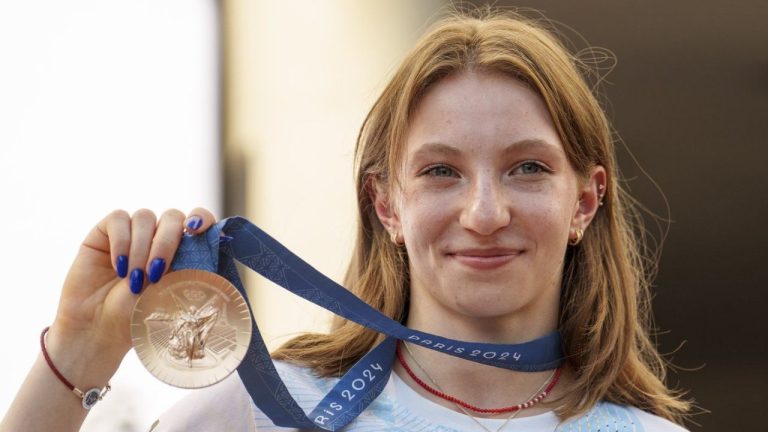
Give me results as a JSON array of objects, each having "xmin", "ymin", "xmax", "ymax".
[
  {"xmin": 625, "ymin": 405, "xmax": 689, "ymax": 432},
  {"xmin": 559, "ymin": 402, "xmax": 688, "ymax": 432},
  {"xmin": 149, "ymin": 361, "xmax": 328, "ymax": 432}
]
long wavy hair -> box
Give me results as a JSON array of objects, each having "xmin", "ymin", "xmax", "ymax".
[{"xmin": 273, "ymin": 8, "xmax": 690, "ymax": 424}]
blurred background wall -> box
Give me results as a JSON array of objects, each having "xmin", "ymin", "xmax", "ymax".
[
  {"xmin": 1, "ymin": 1, "xmax": 763, "ymax": 431},
  {"xmin": 220, "ymin": 0, "xmax": 443, "ymax": 351}
]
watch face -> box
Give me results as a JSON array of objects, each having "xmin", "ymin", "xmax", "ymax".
[
  {"xmin": 131, "ymin": 269, "xmax": 253, "ymax": 389},
  {"xmin": 82, "ymin": 388, "xmax": 101, "ymax": 410}
]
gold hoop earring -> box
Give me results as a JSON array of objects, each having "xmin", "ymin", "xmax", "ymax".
[
  {"xmin": 569, "ymin": 228, "xmax": 584, "ymax": 246},
  {"xmin": 389, "ymin": 229, "xmax": 404, "ymax": 246}
]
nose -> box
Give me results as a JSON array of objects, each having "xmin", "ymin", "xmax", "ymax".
[{"xmin": 459, "ymin": 177, "xmax": 511, "ymax": 236}]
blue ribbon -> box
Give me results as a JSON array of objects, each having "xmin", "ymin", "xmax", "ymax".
[{"xmin": 171, "ymin": 216, "xmax": 564, "ymax": 431}]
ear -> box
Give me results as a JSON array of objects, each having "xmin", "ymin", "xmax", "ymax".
[
  {"xmin": 571, "ymin": 165, "xmax": 607, "ymax": 233},
  {"xmin": 368, "ymin": 176, "xmax": 404, "ymax": 245}
]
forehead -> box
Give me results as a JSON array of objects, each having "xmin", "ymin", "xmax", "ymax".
[{"xmin": 403, "ymin": 70, "xmax": 564, "ymax": 160}]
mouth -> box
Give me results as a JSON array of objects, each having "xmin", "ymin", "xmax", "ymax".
[{"xmin": 447, "ymin": 248, "xmax": 523, "ymax": 270}]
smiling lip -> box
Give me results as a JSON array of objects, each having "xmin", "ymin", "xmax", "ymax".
[{"xmin": 448, "ymin": 248, "xmax": 522, "ymax": 270}]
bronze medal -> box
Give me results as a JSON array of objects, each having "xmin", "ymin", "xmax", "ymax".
[{"xmin": 131, "ymin": 269, "xmax": 252, "ymax": 389}]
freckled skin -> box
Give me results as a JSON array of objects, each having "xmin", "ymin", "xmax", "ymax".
[{"xmin": 386, "ymin": 70, "xmax": 587, "ymax": 341}]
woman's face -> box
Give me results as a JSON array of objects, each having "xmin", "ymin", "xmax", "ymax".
[{"xmin": 377, "ymin": 71, "xmax": 601, "ymax": 337}]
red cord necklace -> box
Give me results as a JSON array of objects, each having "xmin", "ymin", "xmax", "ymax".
[{"xmin": 396, "ymin": 342, "xmax": 561, "ymax": 415}]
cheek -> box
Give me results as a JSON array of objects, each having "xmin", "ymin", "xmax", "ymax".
[
  {"xmin": 399, "ymin": 191, "xmax": 452, "ymax": 246},
  {"xmin": 518, "ymin": 191, "xmax": 574, "ymax": 240}
]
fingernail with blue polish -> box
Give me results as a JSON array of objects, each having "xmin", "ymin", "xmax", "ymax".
[
  {"xmin": 186, "ymin": 215, "xmax": 203, "ymax": 231},
  {"xmin": 148, "ymin": 258, "xmax": 166, "ymax": 283},
  {"xmin": 130, "ymin": 269, "xmax": 145, "ymax": 294},
  {"xmin": 116, "ymin": 255, "xmax": 128, "ymax": 278}
]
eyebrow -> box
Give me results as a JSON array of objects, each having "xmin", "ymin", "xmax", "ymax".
[
  {"xmin": 410, "ymin": 139, "xmax": 562, "ymax": 160},
  {"xmin": 501, "ymin": 139, "xmax": 563, "ymax": 157},
  {"xmin": 410, "ymin": 142, "xmax": 463, "ymax": 159}
]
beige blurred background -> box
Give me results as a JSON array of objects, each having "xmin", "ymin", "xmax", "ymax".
[
  {"xmin": 1, "ymin": 1, "xmax": 764, "ymax": 431},
  {"xmin": 221, "ymin": 0, "xmax": 442, "ymax": 351}
]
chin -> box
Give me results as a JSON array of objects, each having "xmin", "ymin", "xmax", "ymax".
[{"xmin": 451, "ymin": 295, "xmax": 530, "ymax": 321}]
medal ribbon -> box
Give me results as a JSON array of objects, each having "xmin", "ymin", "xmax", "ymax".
[{"xmin": 171, "ymin": 216, "xmax": 564, "ymax": 431}]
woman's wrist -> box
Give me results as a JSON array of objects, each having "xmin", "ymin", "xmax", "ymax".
[
  {"xmin": 40, "ymin": 327, "xmax": 114, "ymax": 409},
  {"xmin": 43, "ymin": 324, "xmax": 126, "ymax": 393}
]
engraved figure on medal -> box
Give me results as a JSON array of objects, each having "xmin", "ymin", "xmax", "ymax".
[
  {"xmin": 144, "ymin": 290, "xmax": 226, "ymax": 367},
  {"xmin": 131, "ymin": 269, "xmax": 252, "ymax": 389}
]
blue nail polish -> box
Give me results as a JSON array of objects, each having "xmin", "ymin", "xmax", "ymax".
[
  {"xmin": 186, "ymin": 215, "xmax": 203, "ymax": 231},
  {"xmin": 116, "ymin": 255, "xmax": 128, "ymax": 278},
  {"xmin": 148, "ymin": 258, "xmax": 166, "ymax": 283},
  {"xmin": 130, "ymin": 269, "xmax": 144, "ymax": 294}
]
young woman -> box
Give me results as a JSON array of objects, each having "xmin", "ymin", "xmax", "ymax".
[{"xmin": 0, "ymin": 9, "xmax": 691, "ymax": 432}]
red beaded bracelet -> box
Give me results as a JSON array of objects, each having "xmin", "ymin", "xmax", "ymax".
[{"xmin": 40, "ymin": 326, "xmax": 111, "ymax": 410}]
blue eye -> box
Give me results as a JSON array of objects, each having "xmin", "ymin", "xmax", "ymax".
[
  {"xmin": 424, "ymin": 165, "xmax": 457, "ymax": 177},
  {"xmin": 513, "ymin": 161, "xmax": 547, "ymax": 175}
]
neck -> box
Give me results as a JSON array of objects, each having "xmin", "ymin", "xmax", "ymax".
[{"xmin": 405, "ymin": 294, "xmax": 559, "ymax": 345}]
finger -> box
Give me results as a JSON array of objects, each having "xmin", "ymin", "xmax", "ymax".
[
  {"xmin": 104, "ymin": 210, "xmax": 132, "ymax": 278},
  {"xmin": 128, "ymin": 209, "xmax": 157, "ymax": 294},
  {"xmin": 82, "ymin": 210, "xmax": 131, "ymax": 277},
  {"xmin": 146, "ymin": 209, "xmax": 185, "ymax": 284},
  {"xmin": 184, "ymin": 207, "xmax": 217, "ymax": 234}
]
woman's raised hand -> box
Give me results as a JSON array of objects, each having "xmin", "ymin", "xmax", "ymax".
[
  {"xmin": 0, "ymin": 208, "xmax": 217, "ymax": 432},
  {"xmin": 46, "ymin": 208, "xmax": 216, "ymax": 384}
]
